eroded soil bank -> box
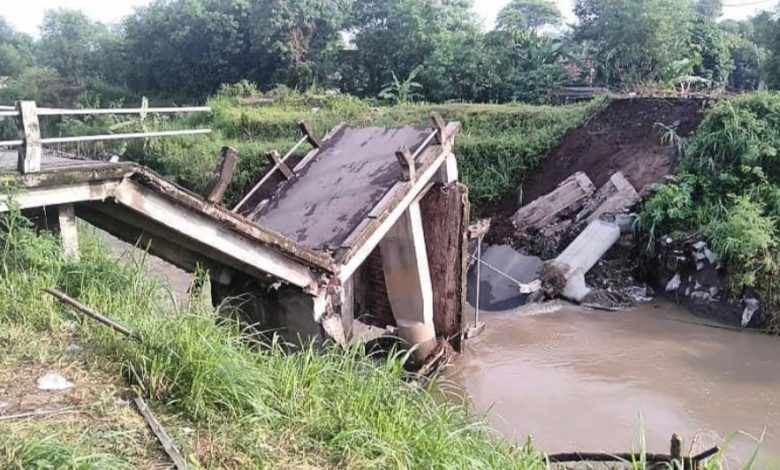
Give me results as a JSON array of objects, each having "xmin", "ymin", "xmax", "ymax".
[{"xmin": 448, "ymin": 301, "xmax": 780, "ymax": 466}]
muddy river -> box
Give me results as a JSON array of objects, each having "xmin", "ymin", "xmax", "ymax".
[{"xmin": 448, "ymin": 301, "xmax": 780, "ymax": 465}]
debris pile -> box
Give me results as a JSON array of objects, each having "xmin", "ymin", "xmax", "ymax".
[
  {"xmin": 655, "ymin": 235, "xmax": 765, "ymax": 328},
  {"xmin": 468, "ymin": 170, "xmax": 652, "ymax": 312}
]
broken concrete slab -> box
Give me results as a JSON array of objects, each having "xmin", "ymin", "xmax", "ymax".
[
  {"xmin": 467, "ymin": 244, "xmax": 544, "ymax": 311},
  {"xmin": 554, "ymin": 220, "xmax": 621, "ymax": 302},
  {"xmin": 513, "ymin": 172, "xmax": 595, "ymax": 230},
  {"xmin": 576, "ymin": 172, "xmax": 640, "ymax": 225}
]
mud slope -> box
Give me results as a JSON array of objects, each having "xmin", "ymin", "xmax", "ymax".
[{"xmin": 521, "ymin": 98, "xmax": 708, "ymax": 203}]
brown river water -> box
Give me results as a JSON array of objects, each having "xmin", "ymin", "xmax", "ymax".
[{"xmin": 447, "ymin": 301, "xmax": 780, "ymax": 466}]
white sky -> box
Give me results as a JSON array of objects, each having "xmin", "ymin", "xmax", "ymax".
[{"xmin": 0, "ymin": 0, "xmax": 777, "ymax": 36}]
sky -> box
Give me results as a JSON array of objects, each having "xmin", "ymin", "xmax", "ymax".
[{"xmin": 0, "ymin": 0, "xmax": 777, "ymax": 36}]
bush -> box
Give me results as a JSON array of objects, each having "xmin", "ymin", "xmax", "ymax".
[{"xmin": 639, "ymin": 91, "xmax": 780, "ymax": 317}]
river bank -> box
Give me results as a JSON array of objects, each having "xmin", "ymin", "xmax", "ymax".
[{"xmin": 448, "ymin": 300, "xmax": 780, "ymax": 466}]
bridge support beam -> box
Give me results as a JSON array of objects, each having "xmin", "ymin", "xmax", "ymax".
[{"xmin": 380, "ymin": 201, "xmax": 437, "ymax": 360}]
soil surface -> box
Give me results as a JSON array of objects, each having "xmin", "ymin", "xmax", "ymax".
[
  {"xmin": 521, "ymin": 97, "xmax": 708, "ymax": 203},
  {"xmin": 480, "ymin": 97, "xmax": 709, "ymax": 248}
]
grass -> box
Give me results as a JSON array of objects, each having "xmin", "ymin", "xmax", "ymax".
[
  {"xmin": 0, "ymin": 208, "xmax": 545, "ymax": 468},
  {"xmin": 59, "ymin": 87, "xmax": 604, "ymax": 208},
  {"xmin": 637, "ymin": 92, "xmax": 780, "ymax": 328}
]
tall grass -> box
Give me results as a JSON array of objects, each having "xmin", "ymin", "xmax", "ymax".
[
  {"xmin": 0, "ymin": 210, "xmax": 544, "ymax": 468},
  {"xmin": 0, "ymin": 432, "xmax": 132, "ymax": 470}
]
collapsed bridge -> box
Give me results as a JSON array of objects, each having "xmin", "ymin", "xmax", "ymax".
[{"xmin": 0, "ymin": 102, "xmax": 469, "ymax": 359}]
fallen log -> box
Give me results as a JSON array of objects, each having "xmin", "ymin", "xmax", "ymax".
[{"xmin": 513, "ymin": 172, "xmax": 595, "ymax": 230}]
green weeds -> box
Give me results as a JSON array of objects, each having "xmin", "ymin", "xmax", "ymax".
[
  {"xmin": 104, "ymin": 88, "xmax": 603, "ymax": 206},
  {"xmin": 0, "ymin": 210, "xmax": 543, "ymax": 468},
  {"xmin": 638, "ymin": 92, "xmax": 780, "ymax": 325}
]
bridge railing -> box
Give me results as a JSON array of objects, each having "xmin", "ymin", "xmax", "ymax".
[{"xmin": 0, "ymin": 101, "xmax": 211, "ymax": 174}]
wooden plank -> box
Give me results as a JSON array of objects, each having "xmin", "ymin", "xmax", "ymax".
[
  {"xmin": 203, "ymin": 146, "xmax": 237, "ymax": 203},
  {"xmin": 16, "ymin": 101, "xmax": 41, "ymax": 174},
  {"xmin": 512, "ymin": 171, "xmax": 596, "ymax": 230},
  {"xmin": 394, "ymin": 146, "xmax": 415, "ymax": 181},
  {"xmin": 420, "ymin": 183, "xmax": 467, "ymax": 346},
  {"xmin": 266, "ymin": 150, "xmax": 294, "ymax": 180},
  {"xmin": 430, "ymin": 112, "xmax": 447, "ymax": 144},
  {"xmin": 133, "ymin": 396, "xmax": 188, "ymax": 470},
  {"xmin": 112, "ymin": 180, "xmax": 316, "ymax": 288},
  {"xmin": 298, "ymin": 120, "xmax": 322, "ymax": 148},
  {"xmin": 57, "ymin": 203, "xmax": 79, "ymax": 260}
]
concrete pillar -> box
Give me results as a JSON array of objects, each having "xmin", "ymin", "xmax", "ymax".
[
  {"xmin": 380, "ymin": 201, "xmax": 437, "ymax": 359},
  {"xmin": 58, "ymin": 204, "xmax": 80, "ymax": 260}
]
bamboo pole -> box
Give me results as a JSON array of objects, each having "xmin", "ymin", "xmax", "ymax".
[{"xmin": 43, "ymin": 288, "xmax": 141, "ymax": 342}]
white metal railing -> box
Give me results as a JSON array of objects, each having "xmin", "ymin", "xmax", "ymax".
[{"xmin": 0, "ymin": 101, "xmax": 211, "ymax": 174}]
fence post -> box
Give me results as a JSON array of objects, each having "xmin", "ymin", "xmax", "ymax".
[{"xmin": 15, "ymin": 100, "xmax": 42, "ymax": 174}]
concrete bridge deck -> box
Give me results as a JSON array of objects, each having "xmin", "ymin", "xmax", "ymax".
[{"xmin": 0, "ymin": 117, "xmax": 467, "ymax": 355}]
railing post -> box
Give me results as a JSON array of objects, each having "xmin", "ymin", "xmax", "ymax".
[{"xmin": 16, "ymin": 101, "xmax": 41, "ymax": 174}]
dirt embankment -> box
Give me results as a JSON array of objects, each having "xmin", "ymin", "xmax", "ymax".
[
  {"xmin": 484, "ymin": 97, "xmax": 708, "ymax": 247},
  {"xmin": 523, "ymin": 97, "xmax": 708, "ymax": 202}
]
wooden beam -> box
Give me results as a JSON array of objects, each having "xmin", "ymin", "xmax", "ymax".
[
  {"xmin": 16, "ymin": 101, "xmax": 41, "ymax": 174},
  {"xmin": 203, "ymin": 146, "xmax": 237, "ymax": 203},
  {"xmin": 112, "ymin": 180, "xmax": 315, "ymax": 288},
  {"xmin": 298, "ymin": 120, "xmax": 322, "ymax": 148},
  {"xmin": 266, "ymin": 150, "xmax": 294, "ymax": 180},
  {"xmin": 58, "ymin": 203, "xmax": 79, "ymax": 260},
  {"xmin": 430, "ymin": 112, "xmax": 447, "ymax": 145},
  {"xmin": 395, "ymin": 146, "xmax": 415, "ymax": 181},
  {"xmin": 133, "ymin": 396, "xmax": 188, "ymax": 470}
]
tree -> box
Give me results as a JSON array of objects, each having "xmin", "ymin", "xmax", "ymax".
[
  {"xmin": 496, "ymin": 0, "xmax": 562, "ymax": 34},
  {"xmin": 248, "ymin": 0, "xmax": 353, "ymax": 87},
  {"xmin": 690, "ymin": 16, "xmax": 734, "ymax": 85},
  {"xmin": 123, "ymin": 0, "xmax": 253, "ymax": 98},
  {"xmin": 345, "ymin": 0, "xmax": 481, "ymax": 102},
  {"xmin": 123, "ymin": 0, "xmax": 352, "ymax": 98},
  {"xmin": 694, "ymin": 0, "xmax": 723, "ymax": 19},
  {"xmin": 573, "ymin": 0, "xmax": 696, "ymax": 87},
  {"xmin": 0, "ymin": 18, "xmax": 34, "ymax": 77},
  {"xmin": 37, "ymin": 9, "xmax": 111, "ymax": 82}
]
